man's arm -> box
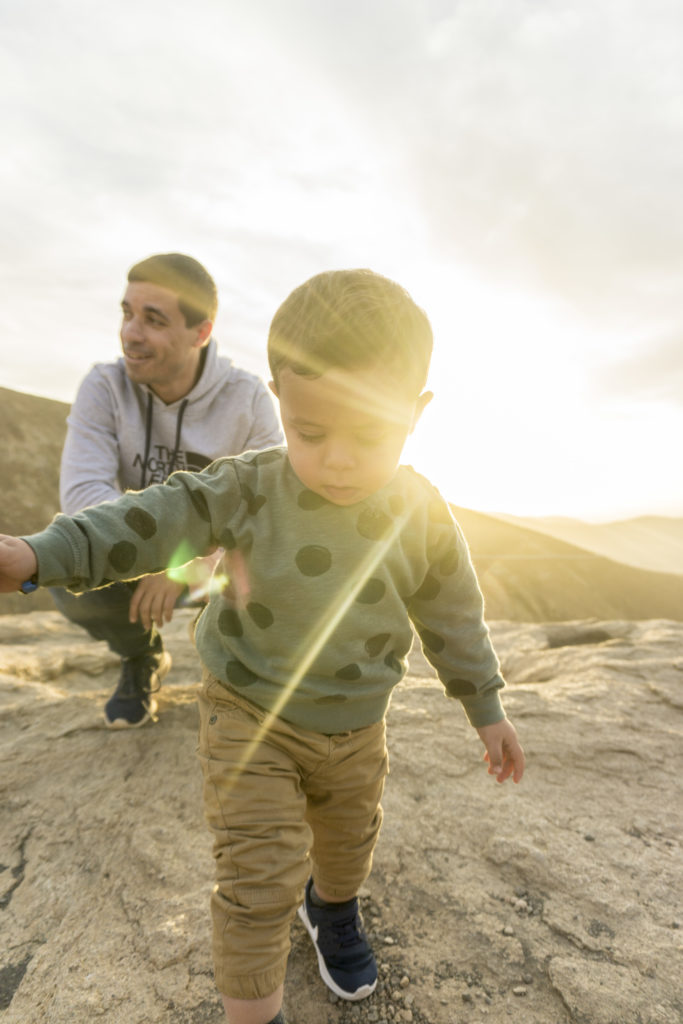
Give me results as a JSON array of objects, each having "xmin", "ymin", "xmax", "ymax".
[
  {"xmin": 128, "ymin": 547, "xmax": 223, "ymax": 629},
  {"xmin": 60, "ymin": 369, "xmax": 123, "ymax": 514}
]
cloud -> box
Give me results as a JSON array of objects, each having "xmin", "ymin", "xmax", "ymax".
[
  {"xmin": 254, "ymin": 1, "xmax": 683, "ymax": 330},
  {"xmin": 2, "ymin": 1, "xmax": 682, "ymax": 403},
  {"xmin": 408, "ymin": 5, "xmax": 683, "ymax": 319},
  {"xmin": 596, "ymin": 333, "xmax": 683, "ymax": 405}
]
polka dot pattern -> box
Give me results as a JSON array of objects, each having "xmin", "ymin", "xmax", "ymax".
[
  {"xmin": 384, "ymin": 651, "xmax": 402, "ymax": 673},
  {"xmin": 356, "ymin": 507, "xmax": 392, "ymax": 540},
  {"xmin": 412, "ymin": 573, "xmax": 441, "ymax": 602},
  {"xmin": 241, "ymin": 484, "xmax": 267, "ymax": 515},
  {"xmin": 247, "ymin": 602, "xmax": 274, "ymax": 629},
  {"xmin": 446, "ymin": 678, "xmax": 477, "ymax": 697},
  {"xmin": 355, "ymin": 578, "xmax": 385, "ymax": 604},
  {"xmin": 417, "ymin": 625, "xmax": 445, "ymax": 654},
  {"xmin": 156, "ymin": 458, "xmax": 492, "ymax": 729},
  {"xmin": 335, "ymin": 663, "xmax": 362, "ymax": 680},
  {"xmin": 218, "ymin": 609, "xmax": 243, "ymax": 637},
  {"xmin": 226, "ymin": 661, "xmax": 258, "ymax": 687},
  {"xmin": 108, "ymin": 541, "xmax": 137, "ymax": 573},
  {"xmin": 298, "ymin": 490, "xmax": 327, "ymax": 510},
  {"xmin": 365, "ymin": 633, "xmax": 390, "ymax": 657},
  {"xmin": 124, "ymin": 506, "xmax": 157, "ymax": 540},
  {"xmin": 295, "ymin": 546, "xmax": 332, "ymax": 576}
]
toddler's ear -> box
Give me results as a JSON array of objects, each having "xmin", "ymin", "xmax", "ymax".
[{"xmin": 410, "ymin": 391, "xmax": 433, "ymax": 431}]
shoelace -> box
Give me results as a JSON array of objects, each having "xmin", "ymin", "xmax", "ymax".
[{"xmin": 319, "ymin": 908, "xmax": 366, "ymax": 954}]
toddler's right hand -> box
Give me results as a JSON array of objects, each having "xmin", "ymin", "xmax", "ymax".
[{"xmin": 0, "ymin": 536, "xmax": 38, "ymax": 592}]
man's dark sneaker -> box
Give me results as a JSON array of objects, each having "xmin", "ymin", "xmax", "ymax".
[
  {"xmin": 297, "ymin": 878, "xmax": 377, "ymax": 1001},
  {"xmin": 104, "ymin": 650, "xmax": 172, "ymax": 729}
]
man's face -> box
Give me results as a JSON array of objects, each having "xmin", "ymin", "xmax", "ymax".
[
  {"xmin": 120, "ymin": 281, "xmax": 212, "ymax": 403},
  {"xmin": 273, "ymin": 367, "xmax": 430, "ymax": 506}
]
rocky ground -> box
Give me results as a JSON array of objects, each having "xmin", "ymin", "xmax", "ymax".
[{"xmin": 1, "ymin": 611, "xmax": 681, "ymax": 1024}]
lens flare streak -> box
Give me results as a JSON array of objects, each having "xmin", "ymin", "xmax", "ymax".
[{"xmin": 225, "ymin": 499, "xmax": 418, "ymax": 786}]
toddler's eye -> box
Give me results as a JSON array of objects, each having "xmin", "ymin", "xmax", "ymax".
[{"xmin": 297, "ymin": 431, "xmax": 324, "ymax": 444}]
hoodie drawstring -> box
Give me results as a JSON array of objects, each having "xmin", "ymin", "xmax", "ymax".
[
  {"xmin": 140, "ymin": 391, "xmax": 154, "ymax": 489},
  {"xmin": 139, "ymin": 393, "xmax": 189, "ymax": 488},
  {"xmin": 167, "ymin": 399, "xmax": 189, "ymax": 475}
]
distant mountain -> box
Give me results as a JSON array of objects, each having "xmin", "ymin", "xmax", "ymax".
[
  {"xmin": 493, "ymin": 511, "xmax": 683, "ymax": 576},
  {"xmin": 0, "ymin": 388, "xmax": 68, "ymax": 612},
  {"xmin": 453, "ymin": 506, "xmax": 683, "ymax": 621},
  {"xmin": 0, "ymin": 387, "xmax": 68, "ymax": 530},
  {"xmin": 1, "ymin": 386, "xmax": 682, "ymax": 621}
]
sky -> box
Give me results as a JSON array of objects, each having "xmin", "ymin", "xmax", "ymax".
[{"xmin": 1, "ymin": 0, "xmax": 682, "ymax": 522}]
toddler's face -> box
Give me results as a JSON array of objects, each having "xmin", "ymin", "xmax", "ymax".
[{"xmin": 272, "ymin": 368, "xmax": 430, "ymax": 506}]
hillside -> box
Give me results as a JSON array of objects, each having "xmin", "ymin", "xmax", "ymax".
[
  {"xmin": 0, "ymin": 387, "xmax": 69, "ymax": 535},
  {"xmin": 453, "ymin": 506, "xmax": 683, "ymax": 622},
  {"xmin": 1, "ymin": 386, "xmax": 682, "ymax": 621},
  {"xmin": 494, "ymin": 512, "xmax": 683, "ymax": 576},
  {"xmin": 0, "ymin": 388, "xmax": 68, "ymax": 613}
]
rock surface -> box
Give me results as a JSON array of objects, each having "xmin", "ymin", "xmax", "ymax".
[{"xmin": 1, "ymin": 611, "xmax": 682, "ymax": 1024}]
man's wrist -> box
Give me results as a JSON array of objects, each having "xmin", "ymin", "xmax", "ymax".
[{"xmin": 20, "ymin": 574, "xmax": 39, "ymax": 594}]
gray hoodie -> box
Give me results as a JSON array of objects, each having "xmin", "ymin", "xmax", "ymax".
[{"xmin": 59, "ymin": 339, "xmax": 283, "ymax": 514}]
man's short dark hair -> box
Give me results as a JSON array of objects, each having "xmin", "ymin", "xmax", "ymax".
[
  {"xmin": 268, "ymin": 269, "xmax": 433, "ymax": 396},
  {"xmin": 127, "ymin": 253, "xmax": 218, "ymax": 326}
]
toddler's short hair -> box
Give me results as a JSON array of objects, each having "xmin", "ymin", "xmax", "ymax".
[
  {"xmin": 127, "ymin": 253, "xmax": 218, "ymax": 326},
  {"xmin": 268, "ymin": 269, "xmax": 433, "ymax": 396}
]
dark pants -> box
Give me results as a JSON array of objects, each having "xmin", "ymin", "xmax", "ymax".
[{"xmin": 49, "ymin": 582, "xmax": 163, "ymax": 660}]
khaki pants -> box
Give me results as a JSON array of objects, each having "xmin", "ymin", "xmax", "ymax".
[{"xmin": 197, "ymin": 671, "xmax": 389, "ymax": 999}]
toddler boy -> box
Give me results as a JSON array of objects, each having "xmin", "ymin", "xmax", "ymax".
[{"xmin": 0, "ymin": 269, "xmax": 524, "ymax": 1024}]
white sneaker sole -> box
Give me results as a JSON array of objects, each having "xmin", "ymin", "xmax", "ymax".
[{"xmin": 297, "ymin": 900, "xmax": 377, "ymax": 1002}]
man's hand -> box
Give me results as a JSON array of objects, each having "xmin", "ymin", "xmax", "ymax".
[
  {"xmin": 476, "ymin": 719, "xmax": 525, "ymax": 784},
  {"xmin": 129, "ymin": 573, "xmax": 185, "ymax": 630},
  {"xmin": 129, "ymin": 551, "xmax": 223, "ymax": 630},
  {"xmin": 0, "ymin": 536, "xmax": 38, "ymax": 593}
]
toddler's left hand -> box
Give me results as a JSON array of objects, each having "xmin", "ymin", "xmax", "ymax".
[
  {"xmin": 0, "ymin": 536, "xmax": 37, "ymax": 593},
  {"xmin": 476, "ymin": 719, "xmax": 525, "ymax": 783}
]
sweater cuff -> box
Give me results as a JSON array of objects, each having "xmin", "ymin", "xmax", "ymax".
[
  {"xmin": 21, "ymin": 522, "xmax": 83, "ymax": 589},
  {"xmin": 458, "ymin": 678, "xmax": 506, "ymax": 729}
]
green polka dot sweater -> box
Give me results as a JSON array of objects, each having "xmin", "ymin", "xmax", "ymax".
[{"xmin": 24, "ymin": 448, "xmax": 505, "ymax": 732}]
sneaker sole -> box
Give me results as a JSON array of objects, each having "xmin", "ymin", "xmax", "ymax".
[
  {"xmin": 104, "ymin": 651, "xmax": 172, "ymax": 729},
  {"xmin": 297, "ymin": 901, "xmax": 377, "ymax": 1002},
  {"xmin": 105, "ymin": 696, "xmax": 159, "ymax": 730}
]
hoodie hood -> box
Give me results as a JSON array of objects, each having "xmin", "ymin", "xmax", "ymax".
[
  {"xmin": 135, "ymin": 340, "xmax": 234, "ymax": 487},
  {"xmin": 59, "ymin": 339, "xmax": 283, "ymax": 515}
]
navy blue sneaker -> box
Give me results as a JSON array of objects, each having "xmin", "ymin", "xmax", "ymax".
[
  {"xmin": 104, "ymin": 650, "xmax": 172, "ymax": 729},
  {"xmin": 298, "ymin": 878, "xmax": 378, "ymax": 1001}
]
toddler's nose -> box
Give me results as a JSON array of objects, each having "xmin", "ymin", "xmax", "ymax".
[{"xmin": 323, "ymin": 441, "xmax": 355, "ymax": 470}]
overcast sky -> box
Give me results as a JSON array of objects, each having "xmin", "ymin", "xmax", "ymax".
[{"xmin": 1, "ymin": 0, "xmax": 681, "ymax": 520}]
